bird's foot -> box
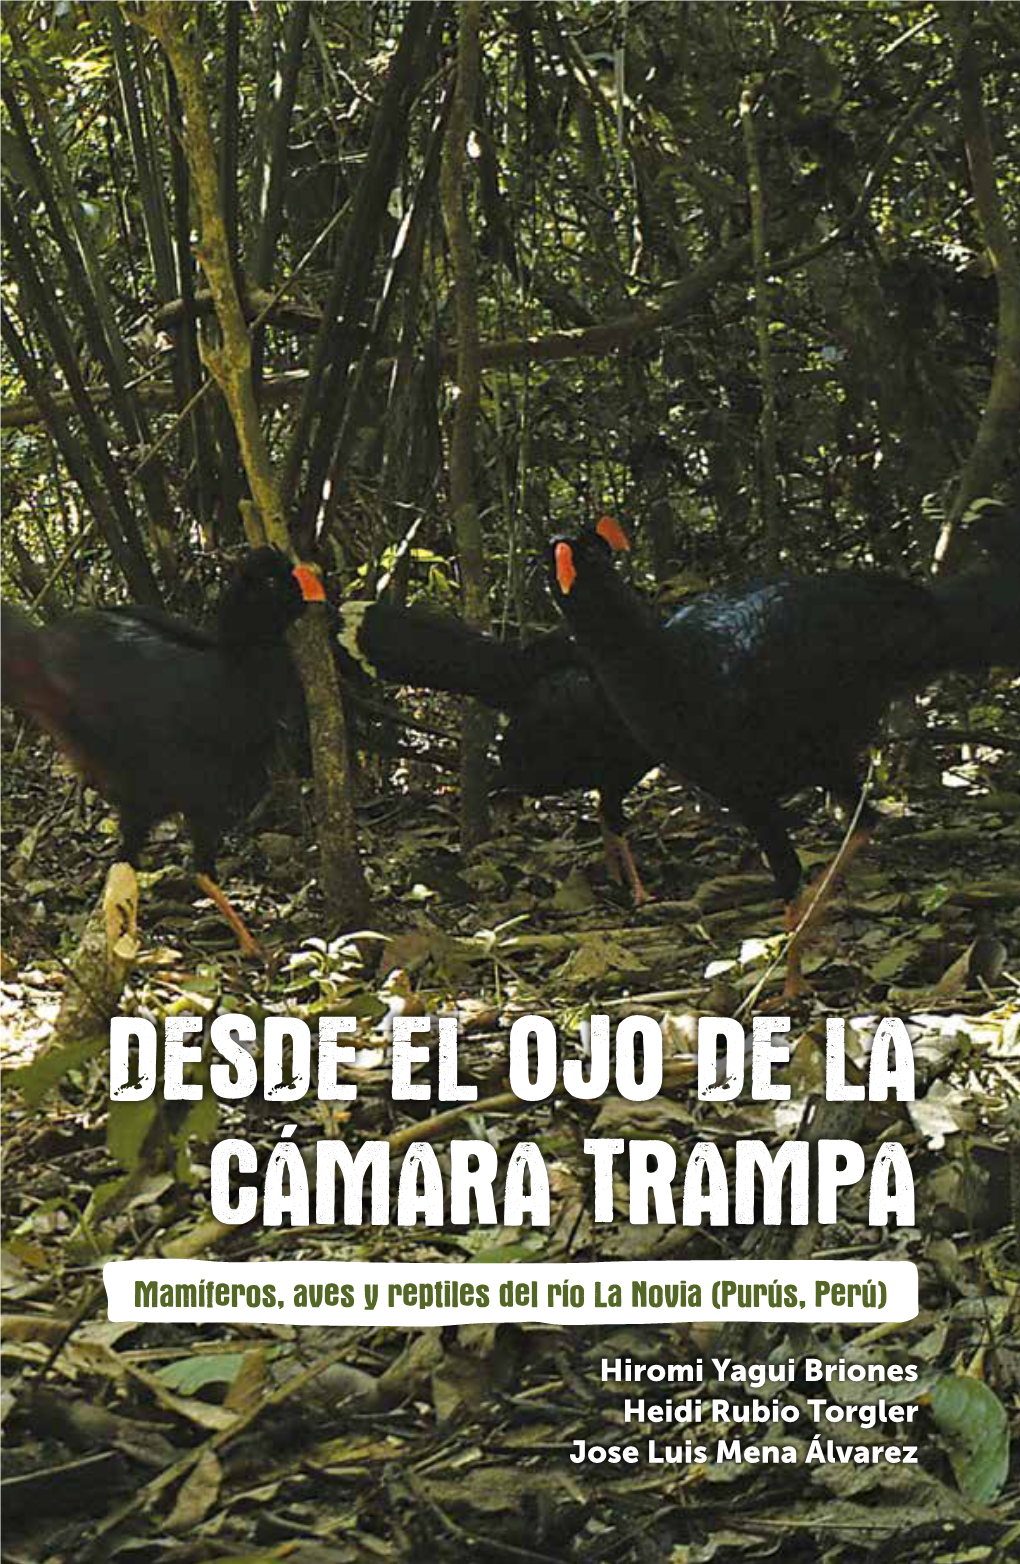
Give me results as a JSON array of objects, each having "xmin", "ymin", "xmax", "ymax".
[
  {"xmin": 600, "ymin": 825, "xmax": 626, "ymax": 886},
  {"xmin": 756, "ymin": 986, "xmax": 810, "ymax": 1015},
  {"xmin": 780, "ymin": 965, "xmax": 813, "ymax": 1005},
  {"xmin": 780, "ymin": 825, "xmax": 872, "ymax": 998},
  {"xmin": 235, "ymin": 928, "xmax": 265, "ymax": 962},
  {"xmin": 626, "ymin": 860, "xmax": 649, "ymax": 908},
  {"xmin": 194, "ymin": 873, "xmax": 265, "ymax": 961}
]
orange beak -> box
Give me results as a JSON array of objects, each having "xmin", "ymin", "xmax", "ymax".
[
  {"xmin": 596, "ymin": 515, "xmax": 631, "ymax": 552},
  {"xmin": 293, "ymin": 563, "xmax": 326, "ymax": 603},
  {"xmin": 554, "ymin": 541, "xmax": 577, "ymax": 595}
]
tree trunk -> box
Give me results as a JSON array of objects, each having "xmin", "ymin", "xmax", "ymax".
[
  {"xmin": 936, "ymin": 6, "xmax": 1020, "ymax": 567},
  {"xmin": 440, "ymin": 1, "xmax": 492, "ymax": 852},
  {"xmin": 139, "ymin": 1, "xmax": 370, "ymax": 924}
]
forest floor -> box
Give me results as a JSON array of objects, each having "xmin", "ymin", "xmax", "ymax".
[{"xmin": 2, "ymin": 707, "xmax": 1019, "ymax": 1562}]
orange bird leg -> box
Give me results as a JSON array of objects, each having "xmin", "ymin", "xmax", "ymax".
[
  {"xmin": 194, "ymin": 872, "xmax": 263, "ymax": 959},
  {"xmin": 600, "ymin": 815, "xmax": 625, "ymax": 884},
  {"xmin": 598, "ymin": 809, "xmax": 648, "ymax": 907},
  {"xmin": 615, "ymin": 834, "xmax": 648, "ymax": 908},
  {"xmin": 782, "ymin": 825, "xmax": 873, "ymax": 998}
]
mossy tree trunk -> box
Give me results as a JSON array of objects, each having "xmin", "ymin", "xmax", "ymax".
[{"xmin": 138, "ymin": 1, "xmax": 370, "ymax": 925}]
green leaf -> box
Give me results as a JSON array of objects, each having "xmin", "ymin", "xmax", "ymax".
[
  {"xmin": 12, "ymin": 1031, "xmax": 110, "ymax": 1105},
  {"xmin": 158, "ymin": 1353, "xmax": 248, "ymax": 1394},
  {"xmin": 930, "ymin": 1375, "xmax": 1009, "ymax": 1503},
  {"xmin": 107, "ymin": 1096, "xmax": 158, "ymax": 1173}
]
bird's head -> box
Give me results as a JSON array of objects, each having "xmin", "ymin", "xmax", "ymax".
[
  {"xmin": 550, "ymin": 515, "xmax": 631, "ymax": 601},
  {"xmin": 220, "ymin": 548, "xmax": 326, "ymax": 642}
]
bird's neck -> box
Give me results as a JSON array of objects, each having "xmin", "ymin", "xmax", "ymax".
[
  {"xmin": 568, "ymin": 573, "xmax": 656, "ymax": 651},
  {"xmin": 216, "ymin": 599, "xmax": 289, "ymax": 648}
]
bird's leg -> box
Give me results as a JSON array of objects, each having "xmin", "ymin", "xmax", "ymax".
[
  {"xmin": 118, "ymin": 806, "xmax": 153, "ymax": 869},
  {"xmin": 614, "ymin": 833, "xmax": 648, "ymax": 907},
  {"xmin": 783, "ymin": 825, "xmax": 872, "ymax": 998},
  {"xmin": 598, "ymin": 808, "xmax": 648, "ymax": 907},
  {"xmin": 190, "ymin": 815, "xmax": 263, "ymax": 959},
  {"xmin": 194, "ymin": 873, "xmax": 263, "ymax": 960},
  {"xmin": 599, "ymin": 812, "xmax": 626, "ymax": 885}
]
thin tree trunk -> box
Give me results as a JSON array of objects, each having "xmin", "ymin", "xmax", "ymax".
[
  {"xmin": 741, "ymin": 80, "xmax": 780, "ymax": 571},
  {"xmin": 250, "ymin": 2, "xmax": 310, "ymax": 405},
  {"xmin": 138, "ymin": 1, "xmax": 370, "ymax": 926},
  {"xmin": 251, "ymin": 2, "xmax": 309, "ymax": 288},
  {"xmin": 936, "ymin": 5, "xmax": 1020, "ymax": 566},
  {"xmin": 332, "ymin": 95, "xmax": 449, "ymax": 488},
  {"xmin": 3, "ymin": 76, "xmax": 177, "ymax": 576},
  {"xmin": 441, "ymin": 1, "xmax": 492, "ymax": 851},
  {"xmin": 1, "ymin": 197, "xmax": 160, "ymax": 604},
  {"xmin": 165, "ymin": 66, "xmax": 219, "ymax": 545},
  {"xmin": 214, "ymin": 1, "xmax": 243, "ymax": 537},
  {"xmin": 110, "ymin": 6, "xmax": 197, "ymax": 496},
  {"xmin": 1, "ymin": 309, "xmax": 156, "ymax": 605},
  {"xmin": 109, "ymin": 8, "xmax": 175, "ymax": 294},
  {"xmin": 283, "ymin": 2, "xmax": 441, "ymax": 538}
]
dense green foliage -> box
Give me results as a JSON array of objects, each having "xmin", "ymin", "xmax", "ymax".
[{"xmin": 3, "ymin": 2, "xmax": 1017, "ymax": 618}]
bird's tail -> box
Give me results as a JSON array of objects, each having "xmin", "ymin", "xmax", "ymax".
[
  {"xmin": 333, "ymin": 599, "xmax": 578, "ymax": 711},
  {"xmin": 0, "ymin": 602, "xmax": 59, "ymax": 722},
  {"xmin": 932, "ymin": 505, "xmax": 1020, "ymax": 671}
]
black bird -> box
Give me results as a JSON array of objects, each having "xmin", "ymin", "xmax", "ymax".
[
  {"xmin": 550, "ymin": 512, "xmax": 1020, "ymax": 994},
  {"xmin": 332, "ymin": 595, "xmax": 656, "ymax": 901},
  {"xmin": 2, "ymin": 549, "xmax": 324, "ymax": 953}
]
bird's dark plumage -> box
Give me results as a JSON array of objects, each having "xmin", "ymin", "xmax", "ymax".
[
  {"xmin": 333, "ymin": 597, "xmax": 656, "ymax": 899},
  {"xmin": 2, "ymin": 548, "xmax": 319, "ymax": 951},
  {"xmin": 551, "ymin": 511, "xmax": 1020, "ymax": 990}
]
